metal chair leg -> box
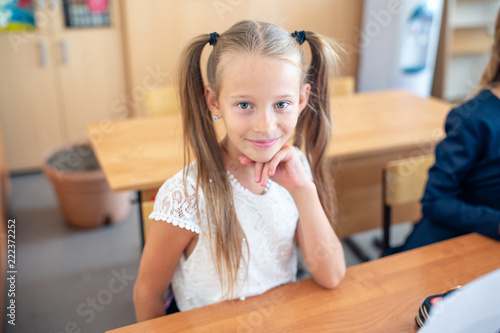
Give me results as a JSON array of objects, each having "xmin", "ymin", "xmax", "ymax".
[{"xmin": 344, "ymin": 237, "xmax": 372, "ymax": 262}]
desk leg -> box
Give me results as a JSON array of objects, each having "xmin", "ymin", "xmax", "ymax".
[{"xmin": 137, "ymin": 190, "xmax": 145, "ymax": 249}]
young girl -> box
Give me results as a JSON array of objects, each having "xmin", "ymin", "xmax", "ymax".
[
  {"xmin": 395, "ymin": 9, "xmax": 500, "ymax": 252},
  {"xmin": 133, "ymin": 20, "xmax": 346, "ymax": 321}
]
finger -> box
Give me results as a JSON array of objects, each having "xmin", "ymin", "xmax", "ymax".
[
  {"xmin": 268, "ymin": 152, "xmax": 282, "ymax": 177},
  {"xmin": 268, "ymin": 147, "xmax": 291, "ymax": 176},
  {"xmin": 260, "ymin": 163, "xmax": 270, "ymax": 187},
  {"xmin": 254, "ymin": 162, "xmax": 264, "ymax": 183}
]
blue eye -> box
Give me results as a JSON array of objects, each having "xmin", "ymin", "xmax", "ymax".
[
  {"xmin": 275, "ymin": 102, "xmax": 289, "ymax": 109},
  {"xmin": 237, "ymin": 102, "xmax": 251, "ymax": 110}
]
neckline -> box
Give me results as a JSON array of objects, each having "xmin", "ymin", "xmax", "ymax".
[{"xmin": 227, "ymin": 170, "xmax": 272, "ymax": 196}]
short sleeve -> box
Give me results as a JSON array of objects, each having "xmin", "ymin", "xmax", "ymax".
[
  {"xmin": 149, "ymin": 172, "xmax": 202, "ymax": 234},
  {"xmin": 294, "ymin": 147, "xmax": 313, "ymax": 181}
]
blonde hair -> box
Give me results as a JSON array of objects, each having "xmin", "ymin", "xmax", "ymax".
[
  {"xmin": 479, "ymin": 9, "xmax": 500, "ymax": 89},
  {"xmin": 178, "ymin": 20, "xmax": 339, "ymax": 298}
]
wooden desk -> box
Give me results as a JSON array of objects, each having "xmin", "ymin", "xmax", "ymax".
[
  {"xmin": 87, "ymin": 89, "xmax": 450, "ymax": 238},
  {"xmin": 106, "ymin": 233, "xmax": 500, "ymax": 332},
  {"xmin": 328, "ymin": 90, "xmax": 450, "ymax": 237}
]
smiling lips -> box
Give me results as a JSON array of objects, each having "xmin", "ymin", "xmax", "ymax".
[{"xmin": 247, "ymin": 138, "xmax": 279, "ymax": 148}]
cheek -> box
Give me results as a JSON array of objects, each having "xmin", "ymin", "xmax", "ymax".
[
  {"xmin": 281, "ymin": 116, "xmax": 298, "ymax": 134},
  {"xmin": 222, "ymin": 114, "xmax": 247, "ymax": 136}
]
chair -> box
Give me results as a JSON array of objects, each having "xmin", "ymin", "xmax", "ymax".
[
  {"xmin": 142, "ymin": 85, "xmax": 181, "ymax": 116},
  {"xmin": 330, "ymin": 76, "xmax": 356, "ymax": 96},
  {"xmin": 141, "ymin": 200, "xmax": 155, "ymax": 241},
  {"xmin": 138, "ymin": 188, "xmax": 160, "ymax": 245},
  {"xmin": 381, "ymin": 154, "xmax": 435, "ymax": 255}
]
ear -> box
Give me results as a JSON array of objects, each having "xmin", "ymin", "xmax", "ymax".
[
  {"xmin": 298, "ymin": 83, "xmax": 311, "ymax": 115},
  {"xmin": 204, "ymin": 86, "xmax": 220, "ymax": 115}
]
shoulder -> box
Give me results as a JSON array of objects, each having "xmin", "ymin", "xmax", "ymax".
[
  {"xmin": 445, "ymin": 90, "xmax": 499, "ymax": 137},
  {"xmin": 447, "ymin": 90, "xmax": 499, "ymax": 125},
  {"xmin": 155, "ymin": 163, "xmax": 196, "ymax": 201},
  {"xmin": 149, "ymin": 161, "xmax": 203, "ymax": 234},
  {"xmin": 157, "ymin": 162, "xmax": 198, "ymax": 195}
]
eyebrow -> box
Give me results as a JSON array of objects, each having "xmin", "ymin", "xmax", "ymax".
[{"xmin": 228, "ymin": 94, "xmax": 296, "ymax": 99}]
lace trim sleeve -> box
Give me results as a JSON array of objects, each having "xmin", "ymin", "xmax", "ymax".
[
  {"xmin": 295, "ymin": 147, "xmax": 313, "ymax": 181},
  {"xmin": 148, "ymin": 171, "xmax": 202, "ymax": 234}
]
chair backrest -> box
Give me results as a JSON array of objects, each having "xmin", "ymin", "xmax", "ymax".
[
  {"xmin": 143, "ymin": 85, "xmax": 180, "ymax": 116},
  {"xmin": 330, "ymin": 76, "xmax": 356, "ymax": 96},
  {"xmin": 141, "ymin": 201, "xmax": 154, "ymax": 241},
  {"xmin": 384, "ymin": 154, "xmax": 435, "ymax": 207},
  {"xmin": 380, "ymin": 154, "xmax": 435, "ymax": 256},
  {"xmin": 139, "ymin": 188, "xmax": 160, "ymax": 245}
]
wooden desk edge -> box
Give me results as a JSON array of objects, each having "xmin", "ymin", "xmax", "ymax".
[{"xmin": 105, "ymin": 233, "xmax": 499, "ymax": 333}]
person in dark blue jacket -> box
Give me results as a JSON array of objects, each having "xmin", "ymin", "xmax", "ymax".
[{"xmin": 396, "ymin": 10, "xmax": 500, "ymax": 251}]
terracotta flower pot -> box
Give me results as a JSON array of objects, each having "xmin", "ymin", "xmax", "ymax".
[{"xmin": 42, "ymin": 143, "xmax": 130, "ymax": 229}]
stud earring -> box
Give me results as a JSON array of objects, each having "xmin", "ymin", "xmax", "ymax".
[{"xmin": 214, "ymin": 115, "xmax": 219, "ymax": 121}]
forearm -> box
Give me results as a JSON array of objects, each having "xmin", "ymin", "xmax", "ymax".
[
  {"xmin": 423, "ymin": 199, "xmax": 500, "ymax": 239},
  {"xmin": 292, "ymin": 182, "xmax": 346, "ymax": 289}
]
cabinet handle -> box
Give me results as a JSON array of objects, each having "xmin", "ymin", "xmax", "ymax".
[
  {"xmin": 61, "ymin": 40, "xmax": 69, "ymax": 65},
  {"xmin": 38, "ymin": 41, "xmax": 48, "ymax": 67}
]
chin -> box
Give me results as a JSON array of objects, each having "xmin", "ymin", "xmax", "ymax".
[
  {"xmin": 245, "ymin": 147, "xmax": 281, "ymax": 163},
  {"xmin": 250, "ymin": 155, "xmax": 273, "ymax": 163}
]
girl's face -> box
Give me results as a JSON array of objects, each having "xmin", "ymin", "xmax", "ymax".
[{"xmin": 205, "ymin": 55, "xmax": 310, "ymax": 163}]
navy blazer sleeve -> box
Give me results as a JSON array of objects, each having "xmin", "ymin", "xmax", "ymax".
[{"xmin": 421, "ymin": 105, "xmax": 500, "ymax": 239}]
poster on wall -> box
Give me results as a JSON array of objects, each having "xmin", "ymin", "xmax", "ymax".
[
  {"xmin": 63, "ymin": 0, "xmax": 110, "ymax": 28},
  {"xmin": 0, "ymin": 0, "xmax": 35, "ymax": 32}
]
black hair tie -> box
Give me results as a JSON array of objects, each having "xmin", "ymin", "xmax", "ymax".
[
  {"xmin": 291, "ymin": 30, "xmax": 306, "ymax": 45},
  {"xmin": 209, "ymin": 32, "xmax": 219, "ymax": 46}
]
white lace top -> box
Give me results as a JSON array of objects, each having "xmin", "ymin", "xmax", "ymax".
[{"xmin": 149, "ymin": 147, "xmax": 313, "ymax": 311}]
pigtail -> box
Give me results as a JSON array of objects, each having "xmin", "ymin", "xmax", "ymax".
[
  {"xmin": 479, "ymin": 10, "xmax": 500, "ymax": 90},
  {"xmin": 178, "ymin": 35, "xmax": 247, "ymax": 299},
  {"xmin": 294, "ymin": 31, "xmax": 341, "ymax": 228},
  {"xmin": 179, "ymin": 35, "xmax": 219, "ymax": 173}
]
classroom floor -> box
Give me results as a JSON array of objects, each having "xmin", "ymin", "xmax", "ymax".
[{"xmin": 3, "ymin": 172, "xmax": 412, "ymax": 332}]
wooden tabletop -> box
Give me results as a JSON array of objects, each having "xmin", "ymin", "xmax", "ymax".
[
  {"xmin": 87, "ymin": 89, "xmax": 450, "ymax": 192},
  {"xmin": 107, "ymin": 234, "xmax": 499, "ymax": 333},
  {"xmin": 328, "ymin": 89, "xmax": 449, "ymax": 159}
]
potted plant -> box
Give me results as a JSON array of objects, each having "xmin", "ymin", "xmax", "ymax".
[{"xmin": 42, "ymin": 142, "xmax": 130, "ymax": 229}]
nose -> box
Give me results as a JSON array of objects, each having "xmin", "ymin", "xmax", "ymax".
[{"xmin": 252, "ymin": 109, "xmax": 277, "ymax": 134}]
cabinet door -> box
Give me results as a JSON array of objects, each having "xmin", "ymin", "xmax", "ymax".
[
  {"xmin": 55, "ymin": 28, "xmax": 127, "ymax": 143},
  {"xmin": 0, "ymin": 35, "xmax": 64, "ymax": 172}
]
